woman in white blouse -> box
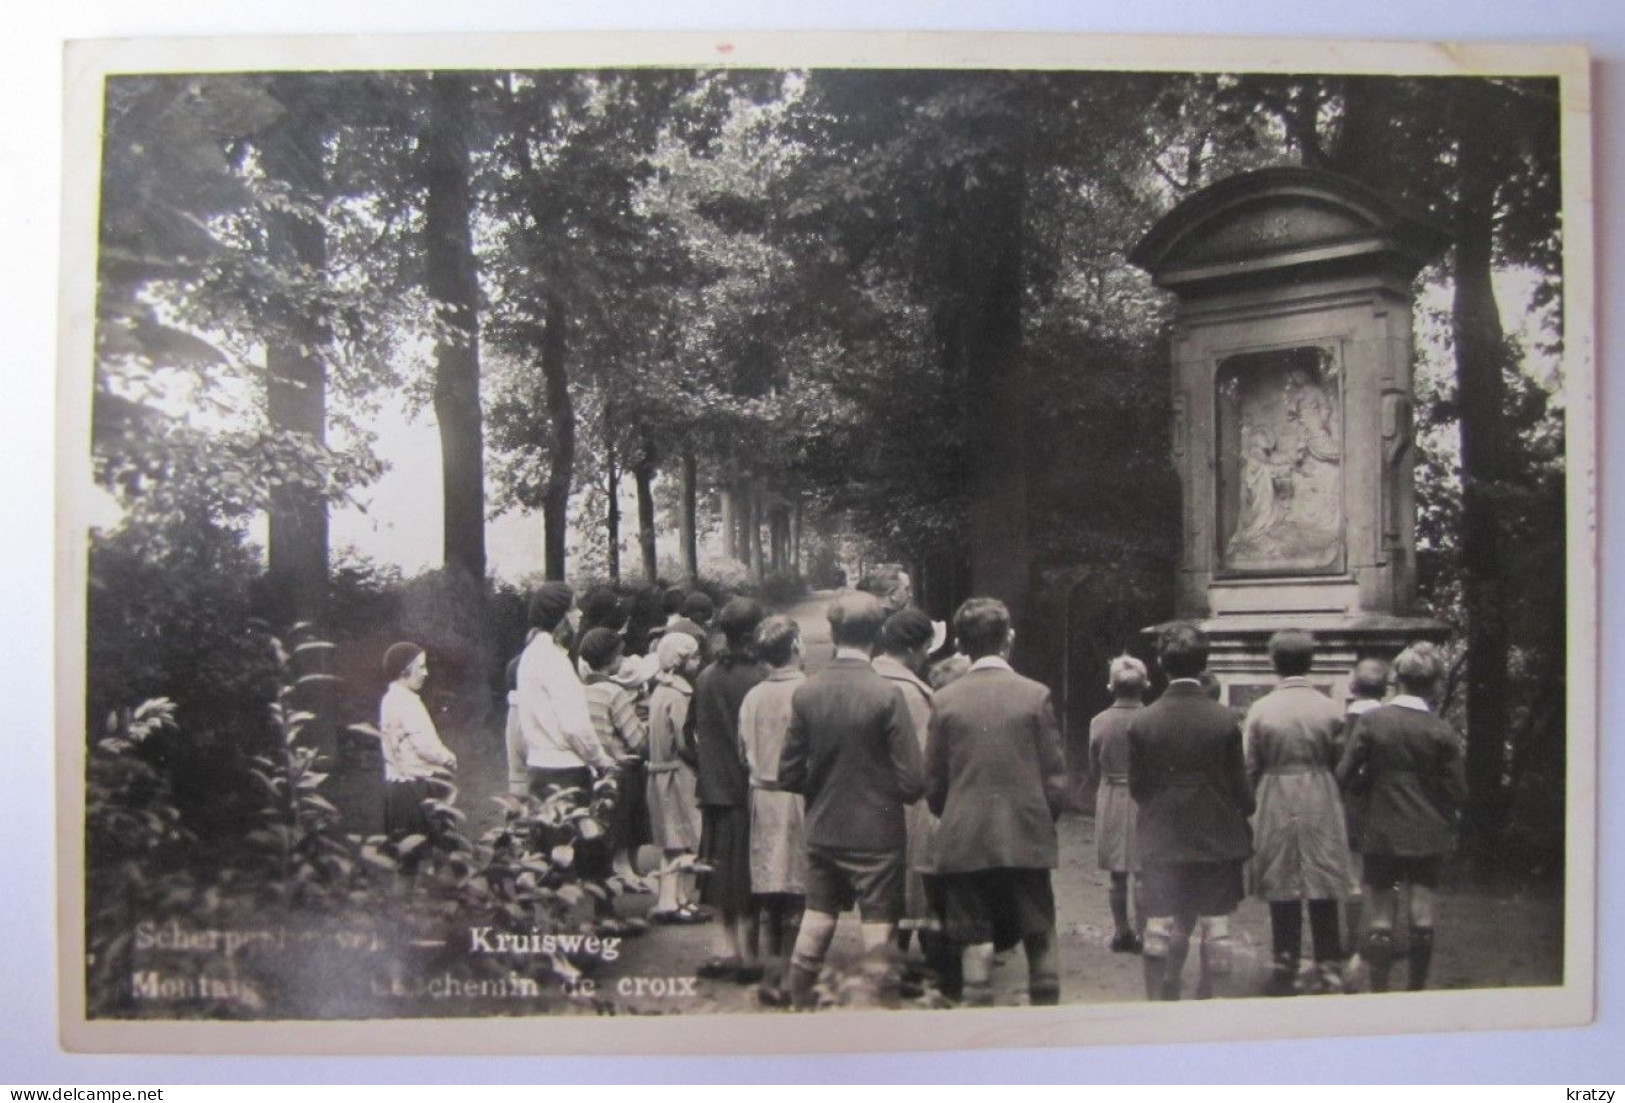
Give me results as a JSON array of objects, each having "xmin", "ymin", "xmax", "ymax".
[{"xmin": 378, "ymin": 641, "xmax": 457, "ymax": 841}]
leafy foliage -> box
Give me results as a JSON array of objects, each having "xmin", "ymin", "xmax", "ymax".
[
  {"xmin": 88, "ymin": 635, "xmax": 645, "ymax": 1020},
  {"xmin": 89, "ymin": 67, "xmax": 1569, "ymax": 886}
]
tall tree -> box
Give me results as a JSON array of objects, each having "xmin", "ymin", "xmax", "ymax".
[
  {"xmin": 1327, "ymin": 76, "xmax": 1559, "ymax": 856},
  {"xmin": 951, "ymin": 100, "xmax": 1031, "ymax": 621},
  {"xmin": 679, "ymin": 452, "xmax": 699, "ymax": 581},
  {"xmin": 537, "ymin": 292, "xmax": 575, "ymax": 580},
  {"xmin": 634, "ymin": 436, "xmax": 660, "ymax": 582},
  {"xmin": 484, "ymin": 69, "xmax": 734, "ymax": 581},
  {"xmin": 90, "ymin": 73, "xmax": 396, "ymax": 742},
  {"xmin": 757, "ymin": 71, "xmax": 1188, "ymax": 632},
  {"xmin": 482, "ymin": 73, "xmax": 605, "ymax": 581},
  {"xmin": 602, "ymin": 401, "xmax": 622, "ymax": 582},
  {"xmin": 1449, "ymin": 82, "xmax": 1531, "ymax": 851},
  {"xmin": 258, "ymin": 77, "xmax": 335, "ymax": 626},
  {"xmin": 421, "ymin": 74, "xmax": 488, "ymax": 586}
]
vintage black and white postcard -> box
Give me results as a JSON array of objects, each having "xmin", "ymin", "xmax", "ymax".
[{"xmin": 55, "ymin": 31, "xmax": 1596, "ymax": 1054}]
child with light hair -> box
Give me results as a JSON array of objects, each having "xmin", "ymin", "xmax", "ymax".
[
  {"xmin": 1337, "ymin": 641, "xmax": 1465, "ymax": 992},
  {"xmin": 580, "ymin": 627, "xmax": 651, "ymax": 891},
  {"xmin": 737, "ymin": 615, "xmax": 809, "ymax": 1005},
  {"xmin": 1089, "ymin": 654, "xmax": 1149, "ymax": 953},
  {"xmin": 645, "ymin": 630, "xmax": 706, "ymax": 923}
]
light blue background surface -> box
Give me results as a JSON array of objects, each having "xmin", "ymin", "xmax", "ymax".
[{"xmin": 2, "ymin": 0, "xmax": 1617, "ymax": 1083}]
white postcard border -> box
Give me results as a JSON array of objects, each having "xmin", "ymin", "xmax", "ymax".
[{"xmin": 54, "ymin": 29, "xmax": 1598, "ymax": 1056}]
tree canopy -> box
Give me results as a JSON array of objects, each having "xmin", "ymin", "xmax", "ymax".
[{"xmin": 89, "ymin": 65, "xmax": 1568, "ymax": 870}]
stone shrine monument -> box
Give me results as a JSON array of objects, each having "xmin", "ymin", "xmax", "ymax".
[{"xmin": 1129, "ymin": 167, "xmax": 1451, "ymax": 709}]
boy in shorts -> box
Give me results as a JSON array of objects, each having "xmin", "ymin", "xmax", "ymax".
[{"xmin": 780, "ymin": 592, "xmax": 924, "ymax": 1009}]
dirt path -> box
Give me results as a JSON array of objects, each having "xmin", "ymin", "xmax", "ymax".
[
  {"xmin": 777, "ymin": 588, "xmax": 839, "ymax": 670},
  {"xmin": 599, "ymin": 812, "xmax": 1562, "ymax": 1013}
]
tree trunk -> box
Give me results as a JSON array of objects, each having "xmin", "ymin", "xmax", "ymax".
[
  {"xmin": 540, "ymin": 294, "xmax": 573, "ymax": 581},
  {"xmin": 423, "ymin": 74, "xmax": 487, "ymax": 588},
  {"xmin": 605, "ymin": 430, "xmax": 621, "ymax": 582},
  {"xmin": 635, "ymin": 439, "xmax": 659, "ymax": 583},
  {"xmin": 260, "ymin": 81, "xmax": 330, "ymax": 629},
  {"xmin": 746, "ymin": 483, "xmax": 765, "ymax": 583},
  {"xmin": 790, "ymin": 503, "xmax": 802, "ymax": 578},
  {"xmin": 1452, "ymin": 105, "xmax": 1513, "ymax": 861},
  {"xmin": 719, "ymin": 482, "xmax": 737, "ymax": 564},
  {"xmin": 952, "ymin": 134, "xmax": 1030, "ymax": 630},
  {"xmin": 680, "ymin": 453, "xmax": 699, "ymax": 582},
  {"xmin": 1328, "ymin": 76, "xmax": 1395, "ymax": 183},
  {"xmin": 732, "ymin": 484, "xmax": 750, "ymax": 562},
  {"xmin": 1288, "ymin": 83, "xmax": 1329, "ymax": 168}
]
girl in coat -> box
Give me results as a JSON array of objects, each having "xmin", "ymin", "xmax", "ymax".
[
  {"xmin": 691, "ymin": 598, "xmax": 769, "ymax": 981},
  {"xmin": 737, "ymin": 615, "xmax": 809, "ymax": 1006},
  {"xmin": 1244, "ymin": 630, "xmax": 1353, "ymax": 994},
  {"xmin": 645, "ymin": 630, "xmax": 705, "ymax": 923},
  {"xmin": 1088, "ymin": 655, "xmax": 1149, "ymax": 954}
]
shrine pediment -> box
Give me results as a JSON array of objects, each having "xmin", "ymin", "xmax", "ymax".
[
  {"xmin": 1130, "ymin": 167, "xmax": 1449, "ymax": 296},
  {"xmin": 1179, "ymin": 198, "xmax": 1371, "ymax": 266}
]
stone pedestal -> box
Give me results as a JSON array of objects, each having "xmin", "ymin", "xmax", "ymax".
[
  {"xmin": 1159, "ymin": 612, "xmax": 1449, "ymax": 711},
  {"xmin": 1130, "ymin": 168, "xmax": 1451, "ymax": 704}
]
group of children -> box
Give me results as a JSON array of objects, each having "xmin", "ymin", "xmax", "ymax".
[
  {"xmin": 563, "ymin": 587, "xmax": 964, "ymax": 1007},
  {"xmin": 375, "ymin": 579, "xmax": 1465, "ymax": 1009},
  {"xmin": 479, "ymin": 578, "xmax": 981, "ymax": 1008},
  {"xmin": 1086, "ymin": 628, "xmax": 1467, "ymax": 999}
]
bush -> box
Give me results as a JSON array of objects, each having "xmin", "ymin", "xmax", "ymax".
[
  {"xmin": 697, "ymin": 557, "xmax": 752, "ymax": 597},
  {"xmin": 655, "ymin": 553, "xmax": 688, "ymax": 584},
  {"xmin": 395, "ymin": 567, "xmax": 495, "ymax": 726},
  {"xmin": 800, "ymin": 535, "xmax": 848, "ymax": 590},
  {"xmin": 325, "ymin": 565, "xmax": 497, "ymax": 735},
  {"xmin": 87, "ymin": 525, "xmax": 279, "ymax": 754},
  {"xmin": 326, "ymin": 551, "xmax": 404, "ymax": 642},
  {"xmin": 87, "ymin": 636, "xmax": 640, "ymax": 1020},
  {"xmin": 486, "ymin": 580, "xmax": 533, "ymax": 686},
  {"xmin": 87, "ymin": 524, "xmax": 284, "ymax": 839}
]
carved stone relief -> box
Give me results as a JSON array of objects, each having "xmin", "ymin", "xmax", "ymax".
[{"xmin": 1216, "ymin": 346, "xmax": 1345, "ymax": 573}]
